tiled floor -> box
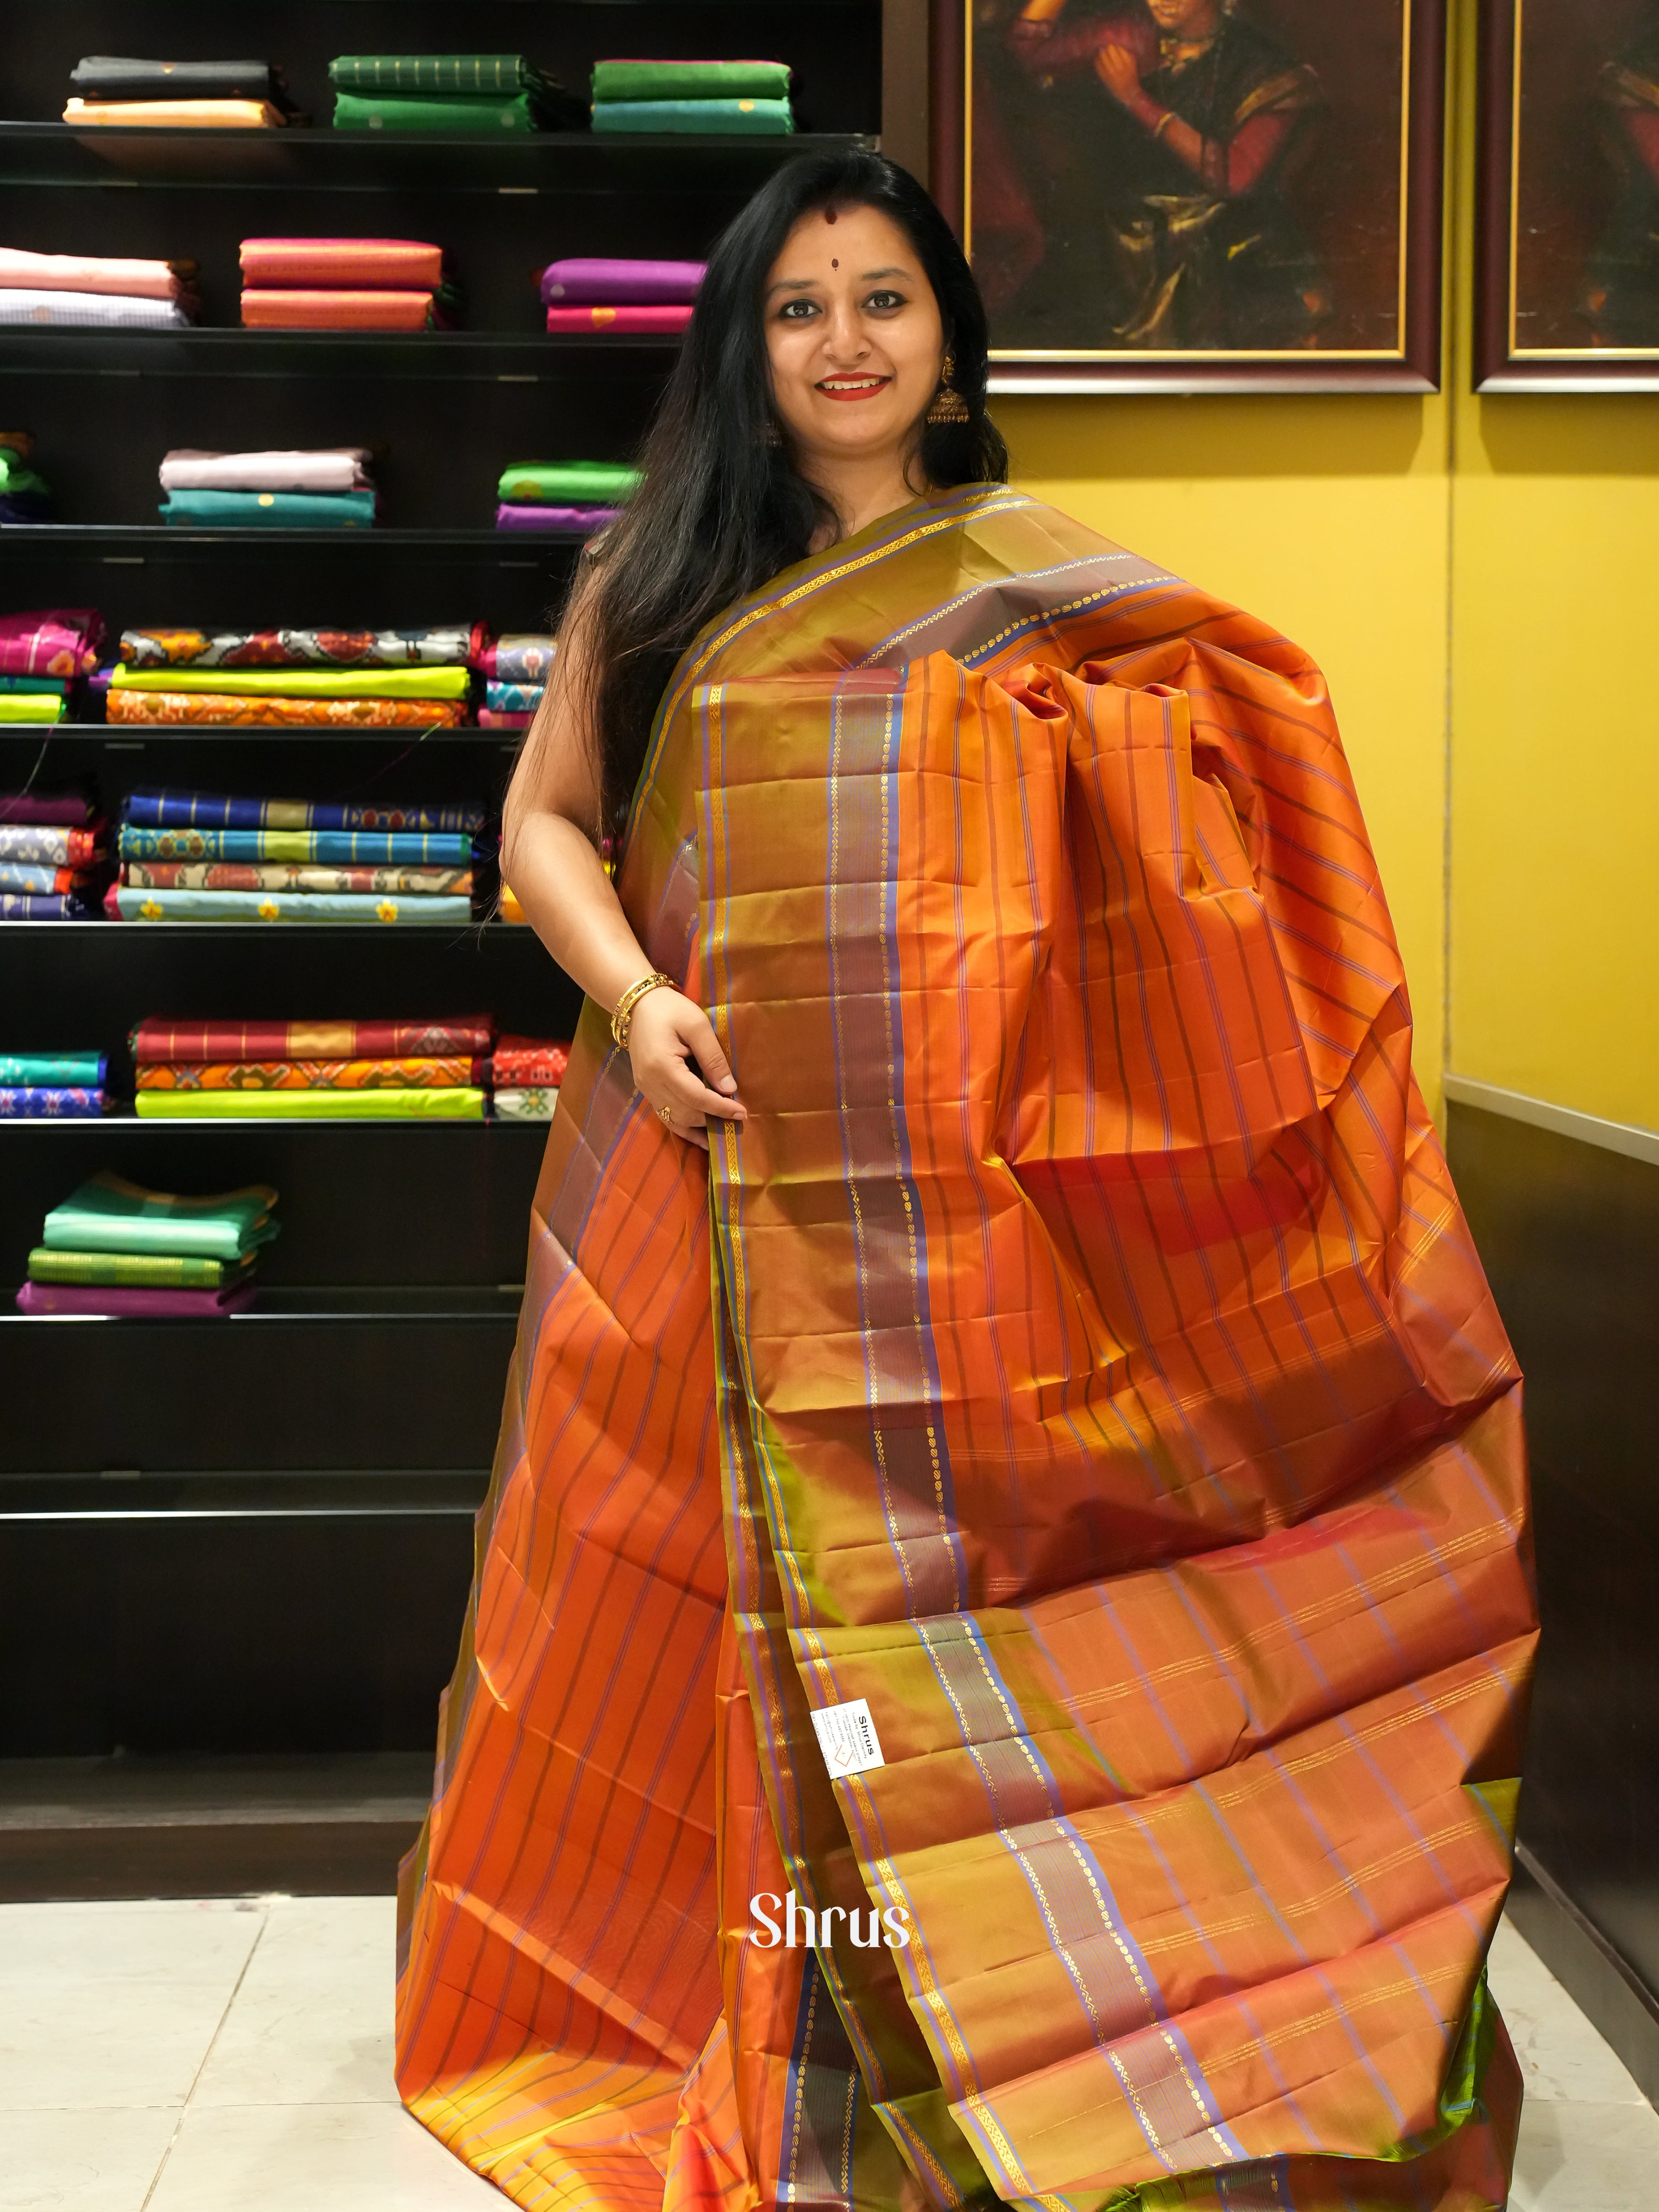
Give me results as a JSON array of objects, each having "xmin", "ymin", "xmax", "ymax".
[{"xmin": 0, "ymin": 1899, "xmax": 1654, "ymax": 2208}]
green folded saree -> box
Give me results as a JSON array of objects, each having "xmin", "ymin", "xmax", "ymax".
[
  {"xmin": 329, "ymin": 54, "xmax": 551, "ymax": 95},
  {"xmin": 332, "ymin": 90, "xmax": 541, "ymax": 132},
  {"xmin": 590, "ymin": 98, "xmax": 793, "ymax": 136},
  {"xmin": 0, "ymin": 453, "xmax": 52, "ymax": 499},
  {"xmin": 135, "ymin": 1087, "xmax": 484, "ymax": 1120},
  {"xmin": 496, "ymin": 461, "xmax": 640, "ymax": 504},
  {"xmin": 0, "ymin": 676, "xmax": 68, "ymax": 696},
  {"xmin": 110, "ymin": 664, "xmax": 469, "ymax": 701},
  {"xmin": 0, "ymin": 695, "xmax": 64, "ymax": 723},
  {"xmin": 42, "ymin": 1171, "xmax": 280, "ymax": 1260},
  {"xmin": 590, "ymin": 60, "xmax": 791, "ymax": 102},
  {"xmin": 29, "ymin": 1246, "xmax": 256, "ymax": 1290}
]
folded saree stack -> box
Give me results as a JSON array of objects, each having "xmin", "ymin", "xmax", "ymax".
[
  {"xmin": 589, "ymin": 57, "xmax": 794, "ymax": 136},
  {"xmin": 109, "ymin": 788, "xmax": 485, "ymax": 924},
  {"xmin": 488, "ymin": 1034, "xmax": 567, "ymax": 1120},
  {"xmin": 470, "ymin": 631, "xmax": 554, "ymax": 730},
  {"xmin": 328, "ymin": 55, "xmax": 584, "ymax": 135},
  {"xmin": 64, "ymin": 56, "xmax": 298, "ymax": 131},
  {"xmin": 19, "ymin": 1170, "xmax": 279, "ymax": 1316},
  {"xmin": 156, "ymin": 449, "xmax": 380, "ymax": 529},
  {"xmin": 0, "ymin": 817, "xmax": 110, "ymax": 917},
  {"xmin": 539, "ymin": 257, "xmax": 704, "ymax": 334},
  {"xmin": 0, "ymin": 1051, "xmax": 108, "ymax": 1119},
  {"xmin": 495, "ymin": 461, "xmax": 636, "ymax": 535},
  {"xmin": 0, "ymin": 249, "xmax": 200, "ymax": 333},
  {"xmin": 112, "ymin": 620, "xmax": 475, "ymax": 725},
  {"xmin": 240, "ymin": 238, "xmax": 458, "ymax": 332},
  {"xmin": 131, "ymin": 1013, "xmax": 494, "ymax": 1119},
  {"xmin": 0, "ymin": 608, "xmax": 103, "ymax": 737}
]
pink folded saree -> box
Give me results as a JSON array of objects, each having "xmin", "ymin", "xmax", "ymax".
[
  {"xmin": 241, "ymin": 290, "xmax": 442, "ymax": 331},
  {"xmin": 0, "ymin": 248, "xmax": 196, "ymax": 300},
  {"xmin": 544, "ymin": 304, "xmax": 691, "ymax": 333}
]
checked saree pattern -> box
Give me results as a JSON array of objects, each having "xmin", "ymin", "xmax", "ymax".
[{"xmin": 396, "ymin": 488, "xmax": 1535, "ymax": 2211}]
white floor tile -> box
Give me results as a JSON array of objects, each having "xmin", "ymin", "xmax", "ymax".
[
  {"xmin": 1489, "ymin": 1918, "xmax": 1650, "ymax": 2107},
  {"xmin": 1509, "ymin": 2096, "xmax": 1659, "ymax": 2211},
  {"xmin": 145, "ymin": 2103, "xmax": 509, "ymax": 2209},
  {"xmin": 0, "ymin": 1900, "xmax": 266, "ymax": 2112},
  {"xmin": 193, "ymin": 1895, "xmax": 399, "ymax": 2108},
  {"xmin": 0, "ymin": 2105, "xmax": 178, "ymax": 2211}
]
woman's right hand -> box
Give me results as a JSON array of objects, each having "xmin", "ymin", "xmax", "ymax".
[{"xmin": 627, "ymin": 986, "xmax": 746, "ymax": 1153}]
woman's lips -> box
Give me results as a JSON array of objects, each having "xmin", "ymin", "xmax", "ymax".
[{"xmin": 815, "ymin": 374, "xmax": 893, "ymax": 403}]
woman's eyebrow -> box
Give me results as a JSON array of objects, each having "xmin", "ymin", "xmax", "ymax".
[
  {"xmin": 765, "ymin": 276, "xmax": 819, "ymax": 296},
  {"xmin": 860, "ymin": 266, "xmax": 909, "ymax": 280}
]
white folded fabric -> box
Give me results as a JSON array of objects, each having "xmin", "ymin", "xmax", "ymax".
[
  {"xmin": 0, "ymin": 248, "xmax": 193, "ymax": 301},
  {"xmin": 157, "ymin": 447, "xmax": 373, "ymax": 493},
  {"xmin": 0, "ymin": 288, "xmax": 193, "ymax": 329}
]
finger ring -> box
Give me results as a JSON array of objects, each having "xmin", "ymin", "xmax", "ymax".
[{"xmin": 658, "ymin": 1105, "xmax": 673, "ymax": 1127}]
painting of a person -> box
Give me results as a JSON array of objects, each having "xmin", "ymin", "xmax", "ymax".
[
  {"xmin": 1584, "ymin": 4, "xmax": 1659, "ymax": 343},
  {"xmin": 980, "ymin": 0, "xmax": 1329, "ymax": 350}
]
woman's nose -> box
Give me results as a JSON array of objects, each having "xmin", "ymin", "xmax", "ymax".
[{"xmin": 819, "ymin": 301, "xmax": 870, "ymax": 359}]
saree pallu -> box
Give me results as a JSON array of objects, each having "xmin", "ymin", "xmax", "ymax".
[
  {"xmin": 131, "ymin": 1014, "xmax": 494, "ymax": 1062},
  {"xmin": 122, "ymin": 861, "xmax": 472, "ymax": 896},
  {"xmin": 106, "ymin": 885, "xmax": 472, "ymax": 925},
  {"xmin": 396, "ymin": 487, "xmax": 1535, "ymax": 2212},
  {"xmin": 106, "ymin": 690, "xmax": 462, "ymax": 729},
  {"xmin": 120, "ymin": 624, "xmax": 472, "ymax": 671},
  {"xmin": 137, "ymin": 1054, "xmax": 485, "ymax": 1091}
]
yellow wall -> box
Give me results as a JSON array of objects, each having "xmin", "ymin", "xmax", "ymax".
[{"xmin": 1002, "ymin": 0, "xmax": 1659, "ymax": 1135}]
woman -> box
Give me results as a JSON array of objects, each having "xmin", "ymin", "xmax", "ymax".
[{"xmin": 397, "ymin": 150, "xmax": 1533, "ymax": 2212}]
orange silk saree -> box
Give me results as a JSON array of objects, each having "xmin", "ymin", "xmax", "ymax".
[{"xmin": 396, "ymin": 486, "xmax": 1536, "ymax": 2211}]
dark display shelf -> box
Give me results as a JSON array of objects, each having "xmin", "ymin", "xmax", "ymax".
[
  {"xmin": 0, "ymin": 122, "xmax": 873, "ymax": 192},
  {"xmin": 0, "ymin": 327, "xmax": 682, "ymax": 383},
  {"xmin": 0, "ymin": 524, "xmax": 586, "ymax": 553},
  {"xmin": 2, "ymin": 1284, "xmax": 524, "ymax": 1325}
]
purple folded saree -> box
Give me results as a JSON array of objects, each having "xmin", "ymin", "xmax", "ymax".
[
  {"xmin": 15, "ymin": 1280, "xmax": 256, "ymax": 1318},
  {"xmin": 539, "ymin": 256, "xmax": 704, "ymax": 306},
  {"xmin": 0, "ymin": 792, "xmax": 96, "ymax": 826},
  {"xmin": 494, "ymin": 503, "xmax": 619, "ymax": 533}
]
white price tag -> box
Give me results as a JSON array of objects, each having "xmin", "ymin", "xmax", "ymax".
[{"xmin": 810, "ymin": 1696, "xmax": 885, "ymax": 1778}]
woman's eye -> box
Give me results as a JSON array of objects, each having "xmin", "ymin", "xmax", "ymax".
[
  {"xmin": 778, "ymin": 298, "xmax": 820, "ymax": 320},
  {"xmin": 865, "ymin": 290, "xmax": 905, "ymax": 312}
]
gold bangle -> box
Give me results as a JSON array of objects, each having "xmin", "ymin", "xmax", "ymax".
[
  {"xmin": 611, "ymin": 970, "xmax": 673, "ymax": 1051},
  {"xmin": 1152, "ymin": 108, "xmax": 1176, "ymax": 139}
]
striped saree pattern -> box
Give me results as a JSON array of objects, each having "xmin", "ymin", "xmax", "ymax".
[{"xmin": 396, "ymin": 487, "xmax": 1534, "ymax": 2211}]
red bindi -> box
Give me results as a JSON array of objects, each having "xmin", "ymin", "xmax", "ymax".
[
  {"xmin": 831, "ymin": 257, "xmax": 838, "ymax": 268},
  {"xmin": 824, "ymin": 206, "xmax": 838, "ymax": 224}
]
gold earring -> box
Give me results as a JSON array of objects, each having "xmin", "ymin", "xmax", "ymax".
[{"xmin": 927, "ymin": 350, "xmax": 970, "ymax": 426}]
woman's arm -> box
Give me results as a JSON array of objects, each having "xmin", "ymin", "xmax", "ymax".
[{"xmin": 499, "ymin": 588, "xmax": 744, "ymax": 1150}]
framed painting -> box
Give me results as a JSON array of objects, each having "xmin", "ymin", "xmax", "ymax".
[
  {"xmin": 1477, "ymin": 0, "xmax": 1659, "ymax": 388},
  {"xmin": 928, "ymin": 0, "xmax": 1446, "ymax": 391}
]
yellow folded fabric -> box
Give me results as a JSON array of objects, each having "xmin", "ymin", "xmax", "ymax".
[
  {"xmin": 110, "ymin": 664, "xmax": 470, "ymax": 701},
  {"xmin": 64, "ymin": 97, "xmax": 287, "ymax": 128}
]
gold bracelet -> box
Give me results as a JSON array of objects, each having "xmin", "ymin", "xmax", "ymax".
[
  {"xmin": 1152, "ymin": 108, "xmax": 1176, "ymax": 139},
  {"xmin": 611, "ymin": 970, "xmax": 673, "ymax": 1051}
]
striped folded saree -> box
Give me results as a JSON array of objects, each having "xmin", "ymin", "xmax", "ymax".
[{"xmin": 396, "ymin": 486, "xmax": 1536, "ymax": 2211}]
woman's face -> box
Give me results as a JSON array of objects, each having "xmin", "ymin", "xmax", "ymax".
[{"xmin": 763, "ymin": 204, "xmax": 946, "ymax": 467}]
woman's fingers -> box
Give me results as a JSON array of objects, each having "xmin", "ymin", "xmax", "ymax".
[
  {"xmin": 631, "ymin": 990, "xmax": 746, "ymax": 1122},
  {"xmin": 678, "ymin": 1004, "xmax": 740, "ymax": 1099}
]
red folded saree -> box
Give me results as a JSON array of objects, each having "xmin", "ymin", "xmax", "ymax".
[
  {"xmin": 396, "ymin": 487, "xmax": 1535, "ymax": 2212},
  {"xmin": 239, "ymin": 238, "xmax": 445, "ymax": 287},
  {"xmin": 241, "ymin": 290, "xmax": 443, "ymax": 331},
  {"xmin": 132, "ymin": 1015, "xmax": 494, "ymax": 1063},
  {"xmin": 544, "ymin": 304, "xmax": 693, "ymax": 334}
]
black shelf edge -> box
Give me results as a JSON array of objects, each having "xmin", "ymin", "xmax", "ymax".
[
  {"xmin": 0, "ymin": 526, "xmax": 585, "ymax": 553},
  {"xmin": 0, "ymin": 123, "xmax": 874, "ymax": 192},
  {"xmin": 0, "ymin": 920, "xmax": 538, "ymax": 935},
  {"xmin": 2, "ymin": 1283, "xmax": 524, "ymax": 1325},
  {"xmin": 0, "ymin": 329, "xmax": 685, "ymax": 383},
  {"xmin": 0, "ymin": 727, "xmax": 523, "ymax": 746}
]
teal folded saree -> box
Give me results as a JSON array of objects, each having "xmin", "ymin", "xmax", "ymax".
[
  {"xmin": 42, "ymin": 1172, "xmax": 280, "ymax": 1260},
  {"xmin": 160, "ymin": 489, "xmax": 376, "ymax": 529},
  {"xmin": 590, "ymin": 98, "xmax": 792, "ymax": 135}
]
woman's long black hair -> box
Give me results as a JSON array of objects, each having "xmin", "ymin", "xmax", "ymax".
[{"xmin": 568, "ymin": 150, "xmax": 1008, "ymax": 840}]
